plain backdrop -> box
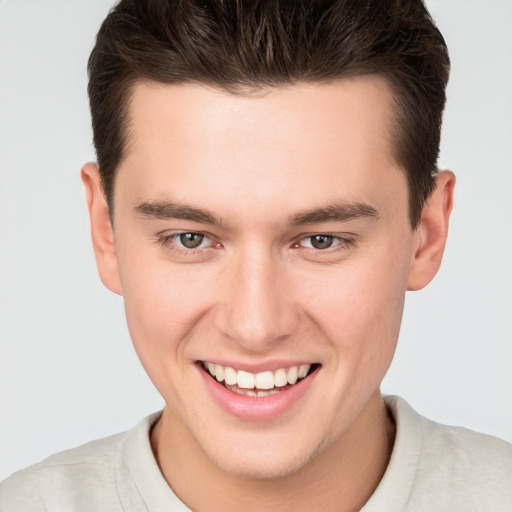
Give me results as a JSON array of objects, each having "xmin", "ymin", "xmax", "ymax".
[{"xmin": 0, "ymin": 0, "xmax": 511, "ymax": 480}]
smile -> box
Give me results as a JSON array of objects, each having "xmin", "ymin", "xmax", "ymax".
[
  {"xmin": 201, "ymin": 361, "xmax": 317, "ymax": 397},
  {"xmin": 197, "ymin": 360, "xmax": 320, "ymax": 421}
]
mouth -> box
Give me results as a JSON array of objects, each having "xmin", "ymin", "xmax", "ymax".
[{"xmin": 199, "ymin": 361, "xmax": 320, "ymax": 397}]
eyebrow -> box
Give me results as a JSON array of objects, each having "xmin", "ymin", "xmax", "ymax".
[
  {"xmin": 133, "ymin": 200, "xmax": 231, "ymax": 229},
  {"xmin": 133, "ymin": 199, "xmax": 379, "ymax": 229},
  {"xmin": 289, "ymin": 201, "xmax": 379, "ymax": 226}
]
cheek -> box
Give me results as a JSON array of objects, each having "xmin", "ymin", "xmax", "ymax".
[
  {"xmin": 117, "ymin": 252, "xmax": 218, "ymax": 386},
  {"xmin": 299, "ymin": 251, "xmax": 409, "ymax": 366},
  {"xmin": 123, "ymin": 268, "xmax": 209, "ymax": 334}
]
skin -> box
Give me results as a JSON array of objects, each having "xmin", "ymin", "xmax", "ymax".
[{"xmin": 82, "ymin": 77, "xmax": 454, "ymax": 511}]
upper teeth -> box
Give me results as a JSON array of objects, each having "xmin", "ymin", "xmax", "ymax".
[{"xmin": 204, "ymin": 362, "xmax": 311, "ymax": 389}]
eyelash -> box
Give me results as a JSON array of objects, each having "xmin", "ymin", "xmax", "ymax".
[
  {"xmin": 156, "ymin": 232, "xmax": 220, "ymax": 255},
  {"xmin": 293, "ymin": 234, "xmax": 357, "ymax": 251},
  {"xmin": 156, "ymin": 231, "xmax": 357, "ymax": 256}
]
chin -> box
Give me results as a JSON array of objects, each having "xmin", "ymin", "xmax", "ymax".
[
  {"xmin": 210, "ymin": 450, "xmax": 312, "ymax": 480},
  {"xmin": 195, "ymin": 430, "xmax": 326, "ymax": 480}
]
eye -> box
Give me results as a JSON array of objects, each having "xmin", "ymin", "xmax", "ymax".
[
  {"xmin": 293, "ymin": 233, "xmax": 358, "ymax": 254},
  {"xmin": 299, "ymin": 234, "xmax": 339, "ymax": 250},
  {"xmin": 177, "ymin": 232, "xmax": 207, "ymax": 249},
  {"xmin": 157, "ymin": 231, "xmax": 216, "ymax": 252},
  {"xmin": 305, "ymin": 234, "xmax": 336, "ymax": 249}
]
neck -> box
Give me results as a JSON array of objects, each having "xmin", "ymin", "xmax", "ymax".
[{"xmin": 151, "ymin": 391, "xmax": 395, "ymax": 512}]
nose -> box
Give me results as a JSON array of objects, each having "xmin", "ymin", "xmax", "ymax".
[{"xmin": 213, "ymin": 247, "xmax": 300, "ymax": 352}]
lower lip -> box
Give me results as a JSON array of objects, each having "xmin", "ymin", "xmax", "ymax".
[{"xmin": 197, "ymin": 364, "xmax": 319, "ymax": 421}]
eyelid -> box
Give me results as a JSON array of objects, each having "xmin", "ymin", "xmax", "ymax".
[
  {"xmin": 172, "ymin": 232, "xmax": 210, "ymax": 249},
  {"xmin": 292, "ymin": 233, "xmax": 358, "ymax": 251},
  {"xmin": 156, "ymin": 230, "xmax": 220, "ymax": 252},
  {"xmin": 155, "ymin": 230, "xmax": 357, "ymax": 257}
]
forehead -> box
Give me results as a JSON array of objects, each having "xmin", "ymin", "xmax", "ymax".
[
  {"xmin": 117, "ymin": 77, "xmax": 406, "ymax": 223},
  {"xmin": 126, "ymin": 76, "xmax": 396, "ymax": 158}
]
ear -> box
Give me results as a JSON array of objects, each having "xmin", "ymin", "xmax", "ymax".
[
  {"xmin": 81, "ymin": 163, "xmax": 123, "ymax": 295},
  {"xmin": 407, "ymin": 170, "xmax": 456, "ymax": 291}
]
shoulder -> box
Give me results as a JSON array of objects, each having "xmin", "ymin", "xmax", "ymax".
[
  {"xmin": 417, "ymin": 408, "xmax": 512, "ymax": 500},
  {"xmin": 392, "ymin": 396, "xmax": 512, "ymax": 475},
  {"xmin": 384, "ymin": 396, "xmax": 512, "ymax": 510},
  {"xmin": 0, "ymin": 411, "xmax": 164, "ymax": 511},
  {"xmin": 0, "ymin": 432, "xmax": 126, "ymax": 511},
  {"xmin": 422, "ymin": 414, "xmax": 512, "ymax": 472}
]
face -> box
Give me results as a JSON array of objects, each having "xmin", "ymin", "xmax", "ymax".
[{"xmin": 90, "ymin": 78, "xmax": 429, "ymax": 478}]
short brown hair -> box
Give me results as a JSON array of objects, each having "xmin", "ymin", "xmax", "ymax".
[{"xmin": 88, "ymin": 0, "xmax": 450, "ymax": 227}]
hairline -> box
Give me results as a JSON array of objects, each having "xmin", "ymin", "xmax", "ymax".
[{"xmin": 105, "ymin": 74, "xmax": 426, "ymax": 230}]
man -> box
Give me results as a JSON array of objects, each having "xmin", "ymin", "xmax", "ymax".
[{"xmin": 1, "ymin": 0, "xmax": 511, "ymax": 510}]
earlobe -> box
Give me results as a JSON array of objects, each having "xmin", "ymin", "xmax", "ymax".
[
  {"xmin": 81, "ymin": 163, "xmax": 123, "ymax": 295},
  {"xmin": 407, "ymin": 170, "xmax": 455, "ymax": 291}
]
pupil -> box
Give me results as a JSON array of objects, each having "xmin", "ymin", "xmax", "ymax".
[
  {"xmin": 311, "ymin": 235, "xmax": 333, "ymax": 249},
  {"xmin": 180, "ymin": 233, "xmax": 203, "ymax": 249}
]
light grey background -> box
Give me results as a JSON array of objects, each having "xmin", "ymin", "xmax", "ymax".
[{"xmin": 0, "ymin": 0, "xmax": 511, "ymax": 480}]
